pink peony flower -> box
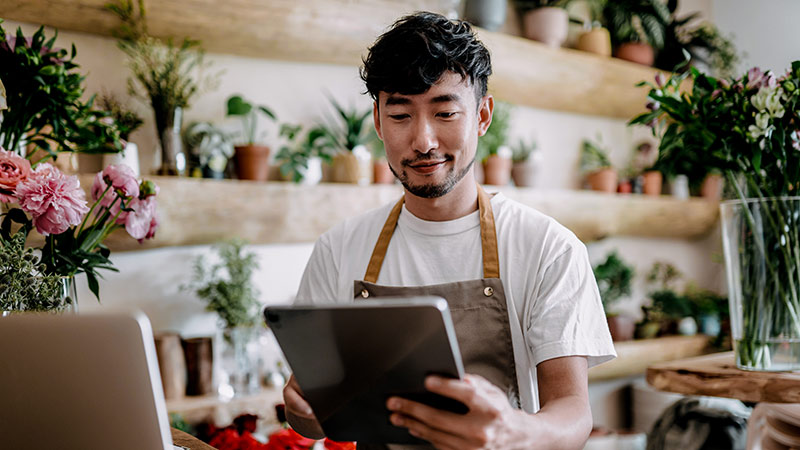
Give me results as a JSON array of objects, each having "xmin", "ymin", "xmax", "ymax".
[
  {"xmin": 124, "ymin": 196, "xmax": 157, "ymax": 241},
  {"xmin": 101, "ymin": 164, "xmax": 139, "ymax": 199},
  {"xmin": 15, "ymin": 163, "xmax": 89, "ymax": 236},
  {"xmin": 0, "ymin": 147, "xmax": 32, "ymax": 203}
]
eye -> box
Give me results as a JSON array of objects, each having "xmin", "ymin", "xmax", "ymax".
[
  {"xmin": 437, "ymin": 112, "xmax": 457, "ymax": 119},
  {"xmin": 388, "ymin": 114, "xmax": 410, "ymax": 121}
]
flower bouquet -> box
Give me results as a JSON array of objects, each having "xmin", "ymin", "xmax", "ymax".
[
  {"xmin": 632, "ymin": 59, "xmax": 800, "ymax": 370},
  {"xmin": 0, "ymin": 146, "xmax": 159, "ymax": 311}
]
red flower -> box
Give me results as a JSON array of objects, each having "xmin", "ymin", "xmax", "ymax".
[
  {"xmin": 209, "ymin": 428, "xmax": 242, "ymax": 450},
  {"xmin": 324, "ymin": 438, "xmax": 356, "ymax": 450},
  {"xmin": 265, "ymin": 428, "xmax": 317, "ymax": 450}
]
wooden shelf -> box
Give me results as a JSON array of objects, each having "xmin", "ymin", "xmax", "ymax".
[
  {"xmin": 167, "ymin": 388, "xmax": 283, "ymax": 425},
  {"xmin": 647, "ymin": 352, "xmax": 800, "ymax": 403},
  {"xmin": 588, "ymin": 335, "xmax": 713, "ymax": 382},
  {"xmin": 1, "ymin": 0, "xmax": 659, "ymax": 118},
  {"xmin": 33, "ymin": 176, "xmax": 719, "ymax": 251}
]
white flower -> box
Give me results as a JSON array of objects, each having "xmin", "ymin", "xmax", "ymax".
[
  {"xmin": 766, "ymin": 88, "xmax": 786, "ymax": 118},
  {"xmin": 752, "ymin": 87, "xmax": 769, "ymax": 111},
  {"xmin": 756, "ymin": 112, "xmax": 770, "ymax": 130}
]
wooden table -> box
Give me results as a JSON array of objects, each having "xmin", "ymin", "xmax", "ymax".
[
  {"xmin": 171, "ymin": 428, "xmax": 216, "ymax": 450},
  {"xmin": 646, "ymin": 351, "xmax": 800, "ymax": 403}
]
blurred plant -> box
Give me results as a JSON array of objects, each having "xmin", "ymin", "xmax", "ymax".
[
  {"xmin": 593, "ymin": 251, "xmax": 635, "ymax": 313},
  {"xmin": 182, "ymin": 121, "xmax": 234, "ymax": 173},
  {"xmin": 0, "ymin": 230, "xmax": 63, "ymax": 311},
  {"xmin": 602, "ymin": 0, "xmax": 670, "ymax": 48},
  {"xmin": 190, "ymin": 239, "xmax": 260, "ymax": 330},
  {"xmin": 513, "ymin": 0, "xmax": 573, "ymax": 14},
  {"xmin": 225, "ymin": 95, "xmax": 276, "ymax": 145},
  {"xmin": 646, "ymin": 261, "xmax": 682, "ymax": 291},
  {"xmin": 511, "ymin": 137, "xmax": 538, "ymax": 163},
  {"xmin": 579, "ymin": 136, "xmax": 612, "ymax": 174},
  {"xmin": 274, "ymin": 124, "xmax": 331, "ymax": 183},
  {"xmin": 96, "ymin": 92, "xmax": 144, "ymax": 141},
  {"xmin": 319, "ymin": 98, "xmax": 373, "ymax": 153},
  {"xmin": 477, "ymin": 101, "xmax": 511, "ymax": 163}
]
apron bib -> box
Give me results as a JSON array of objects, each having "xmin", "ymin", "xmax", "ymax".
[{"xmin": 353, "ymin": 184, "xmax": 519, "ymax": 449}]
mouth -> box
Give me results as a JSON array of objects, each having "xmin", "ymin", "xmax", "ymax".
[{"xmin": 408, "ymin": 160, "xmax": 447, "ymax": 174}]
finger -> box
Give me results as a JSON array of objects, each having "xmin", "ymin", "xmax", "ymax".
[
  {"xmin": 423, "ymin": 375, "xmax": 484, "ymax": 407},
  {"xmin": 283, "ymin": 380, "xmax": 314, "ymax": 418},
  {"xmin": 386, "ymin": 397, "xmax": 463, "ymax": 433},
  {"xmin": 390, "ymin": 413, "xmax": 468, "ymax": 450}
]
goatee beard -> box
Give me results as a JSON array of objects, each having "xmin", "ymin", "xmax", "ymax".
[{"xmin": 390, "ymin": 158, "xmax": 475, "ymax": 199}]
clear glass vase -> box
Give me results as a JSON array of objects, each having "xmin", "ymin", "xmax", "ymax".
[
  {"xmin": 59, "ymin": 276, "xmax": 79, "ymax": 314},
  {"xmin": 217, "ymin": 326, "xmax": 262, "ymax": 398},
  {"xmin": 154, "ymin": 106, "xmax": 186, "ymax": 176},
  {"xmin": 721, "ymin": 197, "xmax": 800, "ymax": 371}
]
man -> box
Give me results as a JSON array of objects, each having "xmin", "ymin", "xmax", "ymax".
[{"xmin": 284, "ymin": 12, "xmax": 615, "ymax": 450}]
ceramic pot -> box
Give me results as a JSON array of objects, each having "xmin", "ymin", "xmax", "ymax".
[
  {"xmin": 103, "ymin": 142, "xmax": 140, "ymax": 176},
  {"xmin": 670, "ymin": 174, "xmax": 690, "ymax": 199},
  {"xmin": 642, "ymin": 170, "xmax": 663, "ymax": 196},
  {"xmin": 373, "ymin": 159, "xmax": 395, "ymax": 184},
  {"xmin": 483, "ymin": 154, "xmax": 512, "ymax": 186},
  {"xmin": 511, "ymin": 162, "xmax": 537, "ymax": 187},
  {"xmin": 586, "ymin": 168, "xmax": 618, "ymax": 193},
  {"xmin": 300, "ymin": 156, "xmax": 324, "ymax": 185},
  {"xmin": 615, "ymin": 42, "xmax": 655, "ymax": 66},
  {"xmin": 701, "ymin": 173, "xmax": 724, "ymax": 200},
  {"xmin": 332, "ymin": 146, "xmax": 372, "ymax": 185},
  {"xmin": 522, "ymin": 7, "xmax": 568, "ymax": 48},
  {"xmin": 577, "ymin": 27, "xmax": 612, "ymax": 56},
  {"xmin": 606, "ymin": 315, "xmax": 636, "ymax": 341},
  {"xmin": 234, "ymin": 145, "xmax": 271, "ymax": 181},
  {"xmin": 463, "ymin": 0, "xmax": 507, "ymax": 31}
]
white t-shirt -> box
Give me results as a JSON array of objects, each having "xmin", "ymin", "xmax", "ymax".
[{"xmin": 295, "ymin": 192, "xmax": 616, "ymax": 412}]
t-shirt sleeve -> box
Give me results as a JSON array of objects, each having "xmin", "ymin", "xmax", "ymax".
[
  {"xmin": 525, "ymin": 242, "xmax": 616, "ymax": 369},
  {"xmin": 294, "ymin": 237, "xmax": 340, "ymax": 305}
]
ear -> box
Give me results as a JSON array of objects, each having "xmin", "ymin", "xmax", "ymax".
[
  {"xmin": 477, "ymin": 95, "xmax": 494, "ymax": 137},
  {"xmin": 373, "ymin": 101, "xmax": 383, "ymax": 140}
]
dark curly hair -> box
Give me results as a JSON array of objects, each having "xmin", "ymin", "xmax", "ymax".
[{"xmin": 360, "ymin": 12, "xmax": 492, "ymax": 105}]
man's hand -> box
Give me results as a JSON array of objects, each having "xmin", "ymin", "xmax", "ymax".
[
  {"xmin": 386, "ymin": 374, "xmax": 533, "ymax": 450},
  {"xmin": 283, "ymin": 375, "xmax": 325, "ymax": 439}
]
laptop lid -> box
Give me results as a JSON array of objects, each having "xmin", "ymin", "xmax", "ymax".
[{"xmin": 0, "ymin": 309, "xmax": 174, "ymax": 450}]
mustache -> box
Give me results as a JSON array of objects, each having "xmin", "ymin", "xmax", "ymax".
[{"xmin": 401, "ymin": 153, "xmax": 454, "ymax": 166}]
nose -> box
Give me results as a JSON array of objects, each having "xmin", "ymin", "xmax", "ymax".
[{"xmin": 411, "ymin": 116, "xmax": 437, "ymax": 154}]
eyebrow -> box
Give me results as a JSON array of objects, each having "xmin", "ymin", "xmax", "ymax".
[{"xmin": 383, "ymin": 93, "xmax": 462, "ymax": 107}]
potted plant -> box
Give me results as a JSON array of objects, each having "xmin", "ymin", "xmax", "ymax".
[
  {"xmin": 319, "ymin": 98, "xmax": 373, "ymax": 185},
  {"xmin": 574, "ymin": 0, "xmax": 612, "ymax": 56},
  {"xmin": 580, "ymin": 137, "xmax": 616, "ymax": 192},
  {"xmin": 593, "ymin": 251, "xmax": 636, "ymax": 341},
  {"xmin": 514, "ymin": 0, "xmax": 572, "ymax": 48},
  {"xmin": 183, "ymin": 121, "xmax": 234, "ymax": 179},
  {"xmin": 274, "ymin": 124, "xmax": 329, "ymax": 185},
  {"xmin": 631, "ymin": 61, "xmax": 800, "ymax": 370},
  {"xmin": 226, "ymin": 95, "xmax": 277, "ymax": 182},
  {"xmin": 97, "ymin": 93, "xmax": 144, "ymax": 175},
  {"xmin": 479, "ymin": 101, "xmax": 512, "ymax": 186},
  {"xmin": 189, "ymin": 239, "xmax": 262, "ymax": 396},
  {"xmin": 510, "ymin": 137, "xmax": 539, "ymax": 187},
  {"xmin": 108, "ymin": 0, "xmax": 219, "ymax": 176},
  {"xmin": 602, "ymin": 0, "xmax": 670, "ymax": 66}
]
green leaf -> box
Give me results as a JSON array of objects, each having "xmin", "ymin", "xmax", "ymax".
[
  {"xmin": 257, "ymin": 106, "xmax": 276, "ymax": 121},
  {"xmin": 86, "ymin": 271, "xmax": 101, "ymax": 302},
  {"xmin": 226, "ymin": 95, "xmax": 252, "ymax": 116}
]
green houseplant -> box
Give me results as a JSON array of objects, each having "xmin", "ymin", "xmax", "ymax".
[
  {"xmin": 319, "ymin": 98, "xmax": 373, "ymax": 184},
  {"xmin": 593, "ymin": 251, "xmax": 635, "ymax": 341},
  {"xmin": 478, "ymin": 101, "xmax": 512, "ymax": 186},
  {"xmin": 226, "ymin": 95, "xmax": 277, "ymax": 182},
  {"xmin": 602, "ymin": 0, "xmax": 670, "ymax": 66},
  {"xmin": 631, "ymin": 60, "xmax": 800, "ymax": 370},
  {"xmin": 108, "ymin": 0, "xmax": 218, "ymax": 176},
  {"xmin": 580, "ymin": 137, "xmax": 616, "ymax": 192},
  {"xmin": 510, "ymin": 137, "xmax": 539, "ymax": 187},
  {"xmin": 182, "ymin": 121, "xmax": 234, "ymax": 179},
  {"xmin": 274, "ymin": 124, "xmax": 329, "ymax": 184}
]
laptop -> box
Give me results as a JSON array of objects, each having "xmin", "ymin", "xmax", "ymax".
[
  {"xmin": 0, "ymin": 309, "xmax": 185, "ymax": 450},
  {"xmin": 264, "ymin": 296, "xmax": 467, "ymax": 444}
]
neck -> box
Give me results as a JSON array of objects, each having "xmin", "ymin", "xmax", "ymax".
[{"xmin": 403, "ymin": 170, "xmax": 479, "ymax": 221}]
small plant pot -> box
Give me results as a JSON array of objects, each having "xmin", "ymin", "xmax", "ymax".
[
  {"xmin": 615, "ymin": 42, "xmax": 655, "ymax": 66},
  {"xmin": 511, "ymin": 162, "xmax": 537, "ymax": 187},
  {"xmin": 234, "ymin": 145, "xmax": 271, "ymax": 181},
  {"xmin": 586, "ymin": 168, "xmax": 618, "ymax": 193},
  {"xmin": 522, "ymin": 7, "xmax": 568, "ymax": 48},
  {"xmin": 577, "ymin": 27, "xmax": 612, "ymax": 56},
  {"xmin": 617, "ymin": 178, "xmax": 632, "ymax": 193},
  {"xmin": 483, "ymin": 154, "xmax": 512, "ymax": 186},
  {"xmin": 607, "ymin": 315, "xmax": 636, "ymax": 341},
  {"xmin": 642, "ymin": 170, "xmax": 663, "ymax": 196},
  {"xmin": 701, "ymin": 173, "xmax": 724, "ymax": 201},
  {"xmin": 332, "ymin": 148, "xmax": 372, "ymax": 185},
  {"xmin": 373, "ymin": 159, "xmax": 395, "ymax": 184}
]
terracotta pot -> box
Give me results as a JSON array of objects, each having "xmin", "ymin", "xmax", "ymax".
[
  {"xmin": 615, "ymin": 42, "xmax": 655, "ymax": 66},
  {"xmin": 234, "ymin": 145, "xmax": 271, "ymax": 181},
  {"xmin": 701, "ymin": 173, "xmax": 724, "ymax": 200},
  {"xmin": 586, "ymin": 168, "xmax": 618, "ymax": 193},
  {"xmin": 577, "ymin": 27, "xmax": 612, "ymax": 56},
  {"xmin": 373, "ymin": 159, "xmax": 395, "ymax": 184},
  {"xmin": 511, "ymin": 162, "xmax": 536, "ymax": 187},
  {"xmin": 483, "ymin": 154, "xmax": 512, "ymax": 186},
  {"xmin": 617, "ymin": 178, "xmax": 632, "ymax": 194},
  {"xmin": 606, "ymin": 315, "xmax": 636, "ymax": 342},
  {"xmin": 522, "ymin": 7, "xmax": 568, "ymax": 48},
  {"xmin": 642, "ymin": 170, "xmax": 663, "ymax": 196},
  {"xmin": 332, "ymin": 149, "xmax": 371, "ymax": 184}
]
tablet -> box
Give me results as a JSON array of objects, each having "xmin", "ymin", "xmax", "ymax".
[{"xmin": 264, "ymin": 296, "xmax": 467, "ymax": 444}]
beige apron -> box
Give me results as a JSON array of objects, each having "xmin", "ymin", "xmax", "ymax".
[{"xmin": 353, "ymin": 184, "xmax": 519, "ymax": 449}]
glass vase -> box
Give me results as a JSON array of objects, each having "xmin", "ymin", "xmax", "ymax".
[
  {"xmin": 721, "ymin": 197, "xmax": 800, "ymax": 371},
  {"xmin": 217, "ymin": 326, "xmax": 262, "ymax": 398},
  {"xmin": 59, "ymin": 276, "xmax": 79, "ymax": 314},
  {"xmin": 154, "ymin": 106, "xmax": 186, "ymax": 176}
]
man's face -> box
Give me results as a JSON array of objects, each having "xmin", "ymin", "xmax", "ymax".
[{"xmin": 374, "ymin": 72, "xmax": 493, "ymax": 199}]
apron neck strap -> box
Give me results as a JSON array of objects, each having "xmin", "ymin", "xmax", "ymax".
[{"xmin": 363, "ymin": 183, "xmax": 500, "ymax": 283}]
